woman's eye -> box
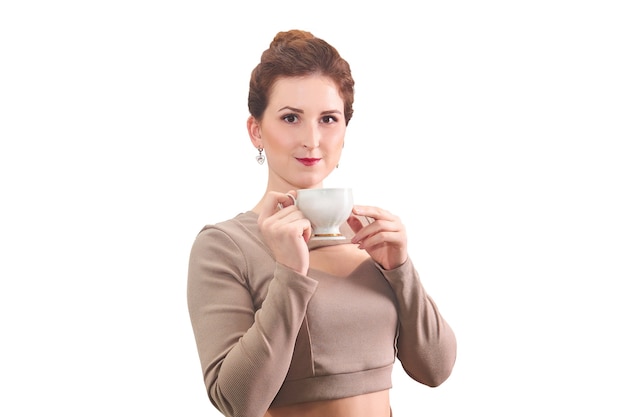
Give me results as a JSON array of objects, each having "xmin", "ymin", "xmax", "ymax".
[
  {"xmin": 282, "ymin": 114, "xmax": 298, "ymax": 123},
  {"xmin": 321, "ymin": 115, "xmax": 337, "ymax": 124}
]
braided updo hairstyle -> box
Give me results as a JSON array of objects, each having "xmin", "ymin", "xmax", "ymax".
[{"xmin": 248, "ymin": 29, "xmax": 355, "ymax": 125}]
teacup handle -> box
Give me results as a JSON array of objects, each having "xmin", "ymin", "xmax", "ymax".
[{"xmin": 277, "ymin": 193, "xmax": 297, "ymax": 210}]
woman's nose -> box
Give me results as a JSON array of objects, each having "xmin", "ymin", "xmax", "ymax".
[{"xmin": 302, "ymin": 124, "xmax": 321, "ymax": 148}]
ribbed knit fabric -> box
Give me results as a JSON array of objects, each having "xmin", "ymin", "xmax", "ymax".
[{"xmin": 187, "ymin": 211, "xmax": 456, "ymax": 417}]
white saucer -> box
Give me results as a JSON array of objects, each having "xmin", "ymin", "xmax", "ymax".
[{"xmin": 310, "ymin": 235, "xmax": 346, "ymax": 241}]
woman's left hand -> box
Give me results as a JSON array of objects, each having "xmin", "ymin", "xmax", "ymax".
[{"xmin": 347, "ymin": 205, "xmax": 408, "ymax": 270}]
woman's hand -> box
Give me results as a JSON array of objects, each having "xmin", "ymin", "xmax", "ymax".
[
  {"xmin": 257, "ymin": 191, "xmax": 312, "ymax": 275},
  {"xmin": 348, "ymin": 205, "xmax": 408, "ymax": 270}
]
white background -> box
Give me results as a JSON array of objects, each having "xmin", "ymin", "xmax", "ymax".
[{"xmin": 1, "ymin": 1, "xmax": 625, "ymax": 416}]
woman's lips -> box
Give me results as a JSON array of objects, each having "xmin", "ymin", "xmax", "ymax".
[{"xmin": 296, "ymin": 158, "xmax": 321, "ymax": 166}]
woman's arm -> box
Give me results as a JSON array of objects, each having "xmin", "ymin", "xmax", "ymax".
[
  {"xmin": 378, "ymin": 258, "xmax": 457, "ymax": 387},
  {"xmin": 187, "ymin": 226, "xmax": 318, "ymax": 417},
  {"xmin": 348, "ymin": 207, "xmax": 456, "ymax": 386}
]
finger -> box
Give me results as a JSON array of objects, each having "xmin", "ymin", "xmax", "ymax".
[
  {"xmin": 350, "ymin": 213, "xmax": 374, "ymax": 244},
  {"xmin": 276, "ymin": 217, "xmax": 312, "ymax": 241},
  {"xmin": 358, "ymin": 230, "xmax": 402, "ymax": 249},
  {"xmin": 351, "ymin": 219, "xmax": 402, "ymax": 244},
  {"xmin": 302, "ymin": 221, "xmax": 312, "ymax": 243},
  {"xmin": 276, "ymin": 193, "xmax": 297, "ymax": 210},
  {"xmin": 353, "ymin": 205, "xmax": 394, "ymax": 221},
  {"xmin": 281, "ymin": 191, "xmax": 297, "ymax": 208},
  {"xmin": 347, "ymin": 215, "xmax": 365, "ymax": 234},
  {"xmin": 259, "ymin": 192, "xmax": 296, "ymax": 220}
]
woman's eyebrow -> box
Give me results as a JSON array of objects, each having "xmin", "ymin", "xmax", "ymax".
[
  {"xmin": 321, "ymin": 109, "xmax": 343, "ymax": 116},
  {"xmin": 278, "ymin": 106, "xmax": 343, "ymax": 116},
  {"xmin": 278, "ymin": 106, "xmax": 303, "ymax": 113}
]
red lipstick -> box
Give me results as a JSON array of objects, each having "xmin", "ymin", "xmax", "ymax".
[{"xmin": 296, "ymin": 158, "xmax": 321, "ymax": 166}]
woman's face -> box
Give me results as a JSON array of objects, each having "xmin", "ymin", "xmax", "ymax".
[{"xmin": 249, "ymin": 75, "xmax": 346, "ymax": 192}]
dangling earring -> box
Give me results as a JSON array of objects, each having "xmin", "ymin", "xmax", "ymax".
[{"xmin": 256, "ymin": 147, "xmax": 265, "ymax": 165}]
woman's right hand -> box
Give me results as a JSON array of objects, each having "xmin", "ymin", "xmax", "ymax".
[{"xmin": 257, "ymin": 191, "xmax": 312, "ymax": 275}]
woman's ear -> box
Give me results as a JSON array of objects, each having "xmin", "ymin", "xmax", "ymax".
[{"xmin": 247, "ymin": 116, "xmax": 263, "ymax": 148}]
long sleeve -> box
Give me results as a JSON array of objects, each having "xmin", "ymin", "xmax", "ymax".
[
  {"xmin": 187, "ymin": 225, "xmax": 318, "ymax": 417},
  {"xmin": 377, "ymin": 258, "xmax": 457, "ymax": 387}
]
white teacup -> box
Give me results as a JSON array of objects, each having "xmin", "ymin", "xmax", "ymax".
[{"xmin": 294, "ymin": 188, "xmax": 353, "ymax": 240}]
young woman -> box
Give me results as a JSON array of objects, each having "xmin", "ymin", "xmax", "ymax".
[{"xmin": 187, "ymin": 29, "xmax": 457, "ymax": 417}]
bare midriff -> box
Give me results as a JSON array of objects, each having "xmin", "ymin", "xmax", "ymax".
[{"xmin": 264, "ymin": 390, "xmax": 391, "ymax": 417}]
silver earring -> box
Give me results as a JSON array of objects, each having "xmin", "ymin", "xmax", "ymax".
[{"xmin": 256, "ymin": 147, "xmax": 265, "ymax": 165}]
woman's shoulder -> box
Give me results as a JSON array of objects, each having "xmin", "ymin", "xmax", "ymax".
[
  {"xmin": 194, "ymin": 211, "xmax": 266, "ymax": 252},
  {"xmin": 189, "ymin": 211, "xmax": 273, "ymax": 287},
  {"xmin": 198, "ymin": 211, "xmax": 257, "ymax": 234}
]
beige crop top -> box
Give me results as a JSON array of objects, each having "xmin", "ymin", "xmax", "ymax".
[{"xmin": 187, "ymin": 211, "xmax": 456, "ymax": 417}]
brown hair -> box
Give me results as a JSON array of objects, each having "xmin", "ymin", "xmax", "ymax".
[{"xmin": 248, "ymin": 29, "xmax": 355, "ymax": 125}]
